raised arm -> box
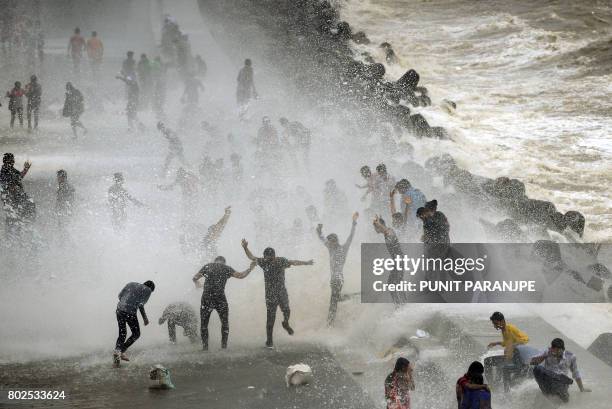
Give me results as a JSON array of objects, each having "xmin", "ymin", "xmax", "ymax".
[
  {"xmin": 21, "ymin": 161, "xmax": 31, "ymax": 179},
  {"xmin": 343, "ymin": 212, "xmax": 359, "ymax": 249},
  {"xmin": 232, "ymin": 261, "xmax": 257, "ymax": 279},
  {"xmin": 389, "ymin": 189, "xmax": 398, "ymax": 215},
  {"xmin": 373, "ymin": 215, "xmax": 392, "ymax": 236},
  {"xmin": 241, "ymin": 239, "xmax": 258, "ymax": 261},
  {"xmin": 126, "ymin": 191, "xmax": 144, "ymax": 207},
  {"xmin": 289, "ymin": 259, "xmax": 314, "ymax": 267},
  {"xmin": 209, "ymin": 206, "xmax": 231, "ymax": 241},
  {"xmin": 316, "ymin": 223, "xmax": 326, "ymax": 244}
]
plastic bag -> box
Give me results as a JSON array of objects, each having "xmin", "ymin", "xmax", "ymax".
[{"xmin": 285, "ymin": 363, "xmax": 313, "ymax": 387}]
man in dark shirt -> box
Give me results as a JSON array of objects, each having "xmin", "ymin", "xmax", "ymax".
[
  {"xmin": 241, "ymin": 239, "xmax": 314, "ymax": 348},
  {"xmin": 24, "ymin": 75, "xmax": 42, "ymax": 130},
  {"xmin": 121, "ymin": 51, "xmax": 136, "ymax": 78},
  {"xmin": 317, "ymin": 212, "xmax": 358, "ymax": 326},
  {"xmin": 0, "ymin": 153, "xmax": 30, "ymax": 192},
  {"xmin": 417, "ymin": 200, "xmax": 450, "ymax": 244},
  {"xmin": 1, "ymin": 153, "xmax": 33, "ymax": 231},
  {"xmin": 193, "ymin": 256, "xmax": 256, "ymax": 350},
  {"xmin": 114, "ymin": 280, "xmax": 155, "ymax": 365}
]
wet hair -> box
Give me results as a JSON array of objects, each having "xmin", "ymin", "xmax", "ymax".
[
  {"xmin": 470, "ymin": 373, "xmax": 484, "ymax": 385},
  {"xmin": 263, "ymin": 247, "xmax": 275, "ymax": 258},
  {"xmin": 143, "ymin": 280, "xmax": 155, "ymax": 292},
  {"xmin": 467, "ymin": 361, "xmax": 484, "ymax": 375},
  {"xmin": 395, "ymin": 179, "xmax": 411, "ymax": 192},
  {"xmin": 3, "ymin": 153, "xmax": 15, "ymax": 164},
  {"xmin": 394, "ymin": 357, "xmax": 410, "ymax": 372},
  {"xmin": 245, "ymin": 58, "xmax": 252, "ymax": 66},
  {"xmin": 425, "ymin": 200, "xmax": 438, "ymax": 211},
  {"xmin": 360, "ymin": 165, "xmax": 371, "ymax": 177},
  {"xmin": 490, "ymin": 311, "xmax": 505, "ymax": 322},
  {"xmin": 214, "ymin": 256, "xmax": 226, "ymax": 264},
  {"xmin": 57, "ymin": 169, "xmax": 67, "ymax": 179},
  {"xmin": 376, "ymin": 163, "xmax": 387, "ymax": 174},
  {"xmin": 551, "ymin": 338, "xmax": 565, "ymax": 350},
  {"xmin": 14, "ymin": 81, "xmax": 21, "ymax": 88}
]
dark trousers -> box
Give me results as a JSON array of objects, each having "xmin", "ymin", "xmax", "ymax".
[
  {"xmin": 10, "ymin": 108, "xmax": 23, "ymax": 128},
  {"xmin": 533, "ymin": 365, "xmax": 572, "ymax": 400},
  {"xmin": 265, "ymin": 288, "xmax": 290, "ymax": 345},
  {"xmin": 328, "ymin": 277, "xmax": 343, "ymax": 326},
  {"xmin": 115, "ymin": 310, "xmax": 140, "ymax": 353},
  {"xmin": 201, "ymin": 294, "xmax": 229, "ymax": 349},
  {"xmin": 27, "ymin": 103, "xmax": 39, "ymax": 129}
]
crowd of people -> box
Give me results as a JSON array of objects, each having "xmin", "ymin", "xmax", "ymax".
[{"xmin": 0, "ymin": 10, "xmax": 599, "ymax": 409}]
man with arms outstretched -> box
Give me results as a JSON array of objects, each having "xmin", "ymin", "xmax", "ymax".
[{"xmin": 241, "ymin": 239, "xmax": 313, "ymax": 348}]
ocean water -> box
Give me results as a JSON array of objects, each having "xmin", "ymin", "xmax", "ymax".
[{"xmin": 340, "ymin": 0, "xmax": 612, "ymax": 241}]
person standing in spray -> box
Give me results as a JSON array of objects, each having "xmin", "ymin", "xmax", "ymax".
[
  {"xmin": 115, "ymin": 74, "xmax": 140, "ymax": 132},
  {"xmin": 62, "ymin": 82, "xmax": 86, "ymax": 137},
  {"xmin": 24, "ymin": 75, "xmax": 42, "ymax": 131},
  {"xmin": 107, "ymin": 172, "xmax": 144, "ymax": 231},
  {"xmin": 113, "ymin": 280, "xmax": 155, "ymax": 366},
  {"xmin": 193, "ymin": 256, "xmax": 257, "ymax": 350},
  {"xmin": 55, "ymin": 169, "xmax": 75, "ymax": 230},
  {"xmin": 5, "ymin": 81, "xmax": 24, "ymax": 129},
  {"xmin": 151, "ymin": 56, "xmax": 167, "ymax": 120},
  {"xmin": 236, "ymin": 59, "xmax": 257, "ymax": 115},
  {"xmin": 86, "ymin": 31, "xmax": 104, "ymax": 79},
  {"xmin": 137, "ymin": 53, "xmax": 152, "ymax": 107},
  {"xmin": 241, "ymin": 239, "xmax": 313, "ymax": 348},
  {"xmin": 316, "ymin": 212, "xmax": 358, "ymax": 326},
  {"xmin": 67, "ymin": 27, "xmax": 85, "ymax": 75}
]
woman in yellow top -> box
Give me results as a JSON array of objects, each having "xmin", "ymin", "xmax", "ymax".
[{"xmin": 484, "ymin": 311, "xmax": 529, "ymax": 385}]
